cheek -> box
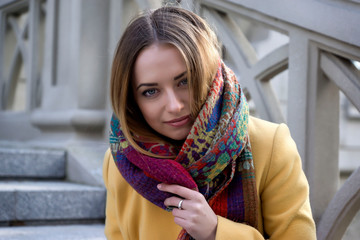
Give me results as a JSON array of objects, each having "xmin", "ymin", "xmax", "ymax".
[
  {"xmin": 137, "ymin": 101, "xmax": 159, "ymax": 122},
  {"xmin": 182, "ymin": 91, "xmax": 191, "ymax": 108}
]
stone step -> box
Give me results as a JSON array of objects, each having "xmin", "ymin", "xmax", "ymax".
[
  {"xmin": 0, "ymin": 224, "xmax": 106, "ymax": 240},
  {"xmin": 0, "ymin": 148, "xmax": 65, "ymax": 179},
  {"xmin": 0, "ymin": 181, "xmax": 105, "ymax": 223}
]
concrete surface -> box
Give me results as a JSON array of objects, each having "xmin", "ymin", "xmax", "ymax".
[
  {"xmin": 0, "ymin": 148, "xmax": 65, "ymax": 178},
  {"xmin": 0, "ymin": 181, "xmax": 105, "ymax": 221},
  {"xmin": 0, "ymin": 224, "xmax": 106, "ymax": 240}
]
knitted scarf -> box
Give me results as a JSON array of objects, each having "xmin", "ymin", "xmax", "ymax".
[{"xmin": 110, "ymin": 61, "xmax": 258, "ymax": 239}]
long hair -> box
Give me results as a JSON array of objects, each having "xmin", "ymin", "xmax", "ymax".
[{"xmin": 110, "ymin": 6, "xmax": 220, "ymax": 157}]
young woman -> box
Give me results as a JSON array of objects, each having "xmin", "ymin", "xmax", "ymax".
[{"xmin": 103, "ymin": 6, "xmax": 316, "ymax": 240}]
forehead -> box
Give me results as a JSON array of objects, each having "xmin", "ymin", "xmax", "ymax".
[{"xmin": 133, "ymin": 43, "xmax": 187, "ymax": 85}]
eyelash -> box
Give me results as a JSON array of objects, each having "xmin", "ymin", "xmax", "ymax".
[
  {"xmin": 141, "ymin": 78, "xmax": 188, "ymax": 97},
  {"xmin": 179, "ymin": 78, "xmax": 188, "ymax": 86},
  {"xmin": 142, "ymin": 89, "xmax": 158, "ymax": 97}
]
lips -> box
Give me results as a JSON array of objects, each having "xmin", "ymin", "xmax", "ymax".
[{"xmin": 164, "ymin": 115, "xmax": 191, "ymax": 127}]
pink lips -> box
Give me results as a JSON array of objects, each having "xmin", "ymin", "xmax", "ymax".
[{"xmin": 164, "ymin": 115, "xmax": 191, "ymax": 127}]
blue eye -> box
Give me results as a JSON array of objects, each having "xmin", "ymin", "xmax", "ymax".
[
  {"xmin": 179, "ymin": 78, "xmax": 188, "ymax": 86},
  {"xmin": 142, "ymin": 89, "xmax": 158, "ymax": 97}
]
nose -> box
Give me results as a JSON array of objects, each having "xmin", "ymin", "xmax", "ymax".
[{"xmin": 166, "ymin": 90, "xmax": 184, "ymax": 113}]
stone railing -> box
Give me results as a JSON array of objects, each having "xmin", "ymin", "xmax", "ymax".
[
  {"xmin": 1, "ymin": 0, "xmax": 359, "ymax": 238},
  {"xmin": 0, "ymin": 0, "xmax": 111, "ymax": 186},
  {"xmin": 0, "ymin": 0, "xmax": 44, "ymax": 112},
  {"xmin": 0, "ymin": 0, "xmax": 109, "ymax": 142}
]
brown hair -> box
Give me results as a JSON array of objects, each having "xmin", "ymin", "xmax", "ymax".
[{"xmin": 110, "ymin": 6, "xmax": 220, "ymax": 157}]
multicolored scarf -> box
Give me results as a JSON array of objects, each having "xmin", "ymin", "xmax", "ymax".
[{"xmin": 110, "ymin": 61, "xmax": 258, "ymax": 239}]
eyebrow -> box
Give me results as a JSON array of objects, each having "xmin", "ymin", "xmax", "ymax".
[
  {"xmin": 136, "ymin": 71, "xmax": 187, "ymax": 90},
  {"xmin": 136, "ymin": 83, "xmax": 157, "ymax": 90},
  {"xmin": 174, "ymin": 71, "xmax": 187, "ymax": 80}
]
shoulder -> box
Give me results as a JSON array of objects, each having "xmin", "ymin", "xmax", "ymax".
[
  {"xmin": 248, "ymin": 116, "xmax": 301, "ymax": 193},
  {"xmin": 249, "ymin": 115, "xmax": 299, "ymax": 163},
  {"xmin": 249, "ymin": 115, "xmax": 295, "ymax": 150},
  {"xmin": 248, "ymin": 116, "xmax": 279, "ymax": 142},
  {"xmin": 248, "ymin": 115, "xmax": 295, "ymax": 157},
  {"xmin": 248, "ymin": 116, "xmax": 283, "ymax": 161}
]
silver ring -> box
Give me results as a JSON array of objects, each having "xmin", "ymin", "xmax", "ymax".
[{"xmin": 178, "ymin": 200, "xmax": 184, "ymax": 210}]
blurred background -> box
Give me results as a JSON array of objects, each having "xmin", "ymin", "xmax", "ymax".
[{"xmin": 0, "ymin": 0, "xmax": 359, "ymax": 239}]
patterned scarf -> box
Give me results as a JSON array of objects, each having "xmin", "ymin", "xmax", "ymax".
[{"xmin": 110, "ymin": 61, "xmax": 258, "ymax": 239}]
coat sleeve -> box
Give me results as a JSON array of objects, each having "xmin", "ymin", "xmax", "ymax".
[
  {"xmin": 215, "ymin": 123, "xmax": 316, "ymax": 239},
  {"xmin": 103, "ymin": 149, "xmax": 124, "ymax": 240}
]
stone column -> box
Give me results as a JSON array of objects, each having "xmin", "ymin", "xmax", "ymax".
[
  {"xmin": 31, "ymin": 0, "xmax": 110, "ymax": 142},
  {"xmin": 29, "ymin": 0, "xmax": 111, "ymax": 186}
]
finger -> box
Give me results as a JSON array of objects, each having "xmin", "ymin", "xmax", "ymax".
[
  {"xmin": 157, "ymin": 183, "xmax": 198, "ymax": 200},
  {"xmin": 171, "ymin": 207, "xmax": 189, "ymax": 218},
  {"xmin": 173, "ymin": 215, "xmax": 196, "ymax": 237},
  {"xmin": 173, "ymin": 214, "xmax": 190, "ymax": 227},
  {"xmin": 164, "ymin": 196, "xmax": 185, "ymax": 209}
]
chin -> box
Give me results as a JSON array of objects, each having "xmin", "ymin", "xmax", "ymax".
[
  {"xmin": 169, "ymin": 135, "xmax": 187, "ymax": 141},
  {"xmin": 163, "ymin": 130, "xmax": 189, "ymax": 142}
]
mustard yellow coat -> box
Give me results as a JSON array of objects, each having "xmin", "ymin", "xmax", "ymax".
[{"xmin": 102, "ymin": 117, "xmax": 316, "ymax": 239}]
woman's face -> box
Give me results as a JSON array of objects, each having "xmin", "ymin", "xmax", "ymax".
[{"xmin": 132, "ymin": 43, "xmax": 194, "ymax": 141}]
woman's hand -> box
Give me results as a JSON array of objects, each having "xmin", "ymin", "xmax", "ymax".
[{"xmin": 157, "ymin": 183, "xmax": 217, "ymax": 240}]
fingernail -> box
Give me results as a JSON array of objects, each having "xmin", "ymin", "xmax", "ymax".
[{"xmin": 157, "ymin": 184, "xmax": 161, "ymax": 189}]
